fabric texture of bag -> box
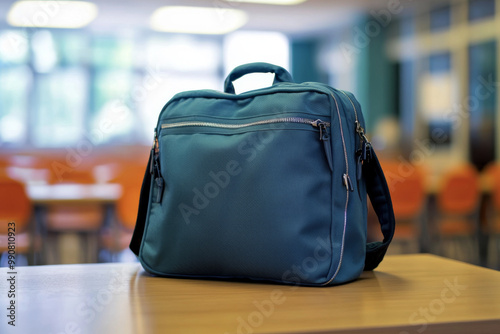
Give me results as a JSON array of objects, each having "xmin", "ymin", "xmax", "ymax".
[{"xmin": 130, "ymin": 62, "xmax": 395, "ymax": 286}]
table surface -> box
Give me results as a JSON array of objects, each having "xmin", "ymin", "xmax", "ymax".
[{"xmin": 1, "ymin": 254, "xmax": 499, "ymax": 334}]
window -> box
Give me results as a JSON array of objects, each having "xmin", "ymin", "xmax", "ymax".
[
  {"xmin": 0, "ymin": 30, "xmax": 28, "ymax": 64},
  {"xmin": 0, "ymin": 66, "xmax": 32, "ymax": 145},
  {"xmin": 468, "ymin": 40, "xmax": 496, "ymax": 169},
  {"xmin": 429, "ymin": 52, "xmax": 451, "ymax": 73},
  {"xmin": 399, "ymin": 14, "xmax": 415, "ymax": 38},
  {"xmin": 28, "ymin": 30, "xmax": 91, "ymax": 147},
  {"xmin": 33, "ymin": 68, "xmax": 88, "ymax": 147},
  {"xmin": 90, "ymin": 69, "xmax": 135, "ymax": 144},
  {"xmin": 421, "ymin": 52, "xmax": 454, "ymax": 147},
  {"xmin": 0, "ymin": 29, "xmax": 289, "ymax": 148},
  {"xmin": 430, "ymin": 5, "xmax": 451, "ymax": 31},
  {"xmin": 0, "ymin": 30, "xmax": 30, "ymax": 146},
  {"xmin": 468, "ymin": 0, "xmax": 495, "ymax": 22},
  {"xmin": 138, "ymin": 35, "xmax": 222, "ymax": 138}
]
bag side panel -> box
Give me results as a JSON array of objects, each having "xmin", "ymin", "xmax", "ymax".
[{"xmin": 324, "ymin": 89, "xmax": 368, "ymax": 285}]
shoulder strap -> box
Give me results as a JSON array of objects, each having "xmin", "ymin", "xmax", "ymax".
[
  {"xmin": 129, "ymin": 151, "xmax": 153, "ymax": 256},
  {"xmin": 363, "ymin": 148, "xmax": 395, "ymax": 270}
]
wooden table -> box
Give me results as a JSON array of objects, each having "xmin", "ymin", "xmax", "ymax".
[{"xmin": 1, "ymin": 254, "xmax": 499, "ymax": 334}]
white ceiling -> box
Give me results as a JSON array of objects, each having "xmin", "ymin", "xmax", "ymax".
[{"xmin": 0, "ymin": 0, "xmax": 433, "ymax": 37}]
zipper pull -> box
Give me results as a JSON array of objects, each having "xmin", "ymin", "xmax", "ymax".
[
  {"xmin": 318, "ymin": 121, "xmax": 333, "ymax": 172},
  {"xmin": 355, "ymin": 121, "xmax": 367, "ymax": 141},
  {"xmin": 364, "ymin": 141, "xmax": 372, "ymax": 163},
  {"xmin": 151, "ymin": 128, "xmax": 164, "ymax": 203},
  {"xmin": 343, "ymin": 173, "xmax": 354, "ymax": 192},
  {"xmin": 150, "ymin": 129, "xmax": 158, "ymax": 175},
  {"xmin": 354, "ymin": 121, "xmax": 372, "ymax": 182},
  {"xmin": 154, "ymin": 128, "xmax": 159, "ymax": 155}
]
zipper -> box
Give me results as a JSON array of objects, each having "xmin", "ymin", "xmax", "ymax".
[
  {"xmin": 339, "ymin": 90, "xmax": 366, "ymax": 142},
  {"xmin": 339, "ymin": 90, "xmax": 372, "ymax": 181},
  {"xmin": 322, "ymin": 92, "xmax": 350, "ymax": 286},
  {"xmin": 339, "ymin": 90, "xmax": 359, "ymax": 124},
  {"xmin": 150, "ymin": 128, "xmax": 164, "ymax": 203},
  {"xmin": 329, "ymin": 93, "xmax": 352, "ymax": 193},
  {"xmin": 161, "ymin": 117, "xmax": 329, "ymax": 130},
  {"xmin": 161, "ymin": 117, "xmax": 333, "ymax": 172}
]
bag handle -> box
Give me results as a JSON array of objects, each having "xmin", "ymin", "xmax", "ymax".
[
  {"xmin": 129, "ymin": 147, "xmax": 396, "ymax": 271},
  {"xmin": 223, "ymin": 62, "xmax": 294, "ymax": 94},
  {"xmin": 363, "ymin": 148, "xmax": 395, "ymax": 270}
]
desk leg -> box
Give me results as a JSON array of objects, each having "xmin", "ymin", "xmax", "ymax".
[
  {"xmin": 420, "ymin": 195, "xmax": 435, "ymax": 254},
  {"xmin": 96, "ymin": 203, "xmax": 116, "ymax": 263},
  {"xmin": 33, "ymin": 204, "xmax": 48, "ymax": 265}
]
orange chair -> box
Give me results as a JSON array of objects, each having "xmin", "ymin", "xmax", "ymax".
[
  {"xmin": 0, "ymin": 155, "xmax": 52, "ymax": 185},
  {"xmin": 0, "ymin": 172, "xmax": 37, "ymax": 265},
  {"xmin": 0, "ymin": 157, "xmax": 9, "ymax": 168},
  {"xmin": 44, "ymin": 164, "xmax": 106, "ymax": 264},
  {"xmin": 434, "ymin": 163, "xmax": 480, "ymax": 264},
  {"xmin": 377, "ymin": 160, "xmax": 426, "ymax": 254},
  {"xmin": 100, "ymin": 162, "xmax": 146, "ymax": 262}
]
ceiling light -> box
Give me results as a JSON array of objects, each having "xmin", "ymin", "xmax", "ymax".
[
  {"xmin": 150, "ymin": 6, "xmax": 248, "ymax": 35},
  {"xmin": 7, "ymin": 1, "xmax": 98, "ymax": 29},
  {"xmin": 227, "ymin": 0, "xmax": 307, "ymax": 5}
]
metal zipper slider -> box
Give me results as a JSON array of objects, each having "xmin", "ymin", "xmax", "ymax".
[
  {"xmin": 355, "ymin": 121, "xmax": 369, "ymax": 143},
  {"xmin": 343, "ymin": 173, "xmax": 354, "ymax": 192},
  {"xmin": 150, "ymin": 128, "xmax": 164, "ymax": 203},
  {"xmin": 355, "ymin": 120, "xmax": 372, "ymax": 165},
  {"xmin": 318, "ymin": 121, "xmax": 333, "ymax": 172}
]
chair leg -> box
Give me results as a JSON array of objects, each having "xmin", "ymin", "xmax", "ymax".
[{"xmin": 45, "ymin": 232, "xmax": 61, "ymax": 265}]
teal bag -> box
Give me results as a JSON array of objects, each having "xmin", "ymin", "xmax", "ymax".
[{"xmin": 130, "ymin": 63, "xmax": 395, "ymax": 286}]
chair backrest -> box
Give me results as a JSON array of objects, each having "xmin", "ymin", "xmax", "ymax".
[
  {"xmin": 0, "ymin": 173, "xmax": 32, "ymax": 234},
  {"xmin": 0, "ymin": 157, "xmax": 9, "ymax": 168},
  {"xmin": 111, "ymin": 162, "xmax": 146, "ymax": 230},
  {"xmin": 437, "ymin": 164, "xmax": 479, "ymax": 214},
  {"xmin": 381, "ymin": 161, "xmax": 426, "ymax": 220},
  {"xmin": 48, "ymin": 164, "xmax": 96, "ymax": 184},
  {"xmin": 110, "ymin": 162, "xmax": 146, "ymax": 186},
  {"xmin": 483, "ymin": 162, "xmax": 500, "ymax": 233},
  {"xmin": 116, "ymin": 183, "xmax": 142, "ymax": 230}
]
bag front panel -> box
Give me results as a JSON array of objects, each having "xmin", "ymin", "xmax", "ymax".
[{"xmin": 140, "ymin": 116, "xmax": 335, "ymax": 284}]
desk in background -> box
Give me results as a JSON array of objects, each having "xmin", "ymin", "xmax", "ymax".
[
  {"xmin": 1, "ymin": 254, "xmax": 499, "ymax": 334},
  {"xmin": 26, "ymin": 183, "xmax": 122, "ymax": 204},
  {"xmin": 26, "ymin": 183, "xmax": 122, "ymax": 264}
]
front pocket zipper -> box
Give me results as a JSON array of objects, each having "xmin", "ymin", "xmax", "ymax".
[
  {"xmin": 161, "ymin": 117, "xmax": 333, "ymax": 172},
  {"xmin": 161, "ymin": 117, "xmax": 327, "ymax": 130}
]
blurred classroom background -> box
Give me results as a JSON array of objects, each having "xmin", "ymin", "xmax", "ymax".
[{"xmin": 0, "ymin": 0, "xmax": 499, "ymax": 269}]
